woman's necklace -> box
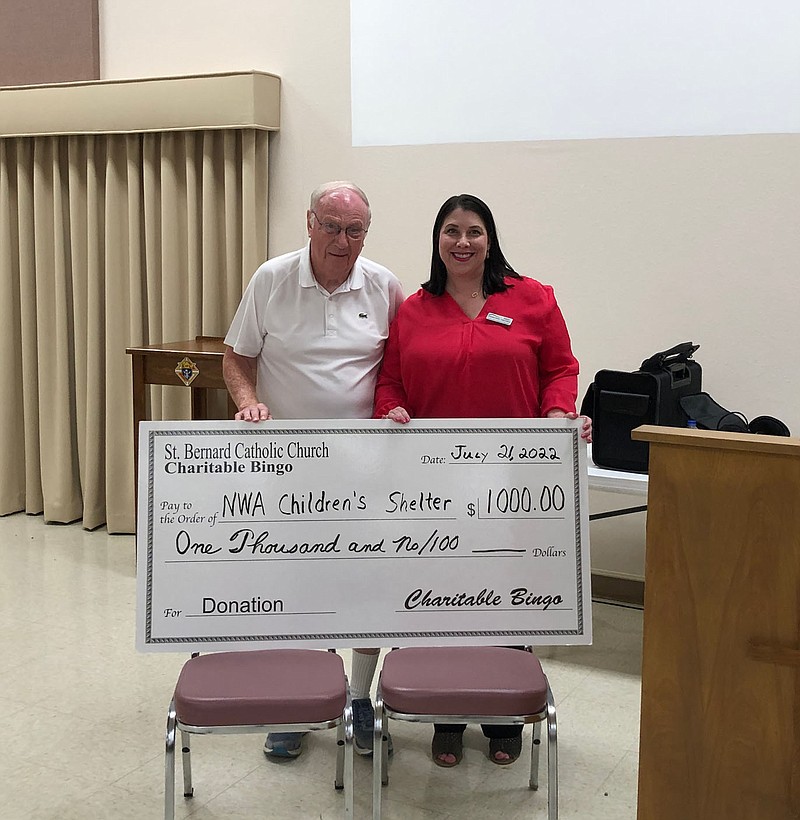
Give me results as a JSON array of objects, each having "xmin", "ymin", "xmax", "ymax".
[
  {"xmin": 446, "ymin": 282, "xmax": 484, "ymax": 304},
  {"xmin": 447, "ymin": 283, "xmax": 485, "ymax": 318}
]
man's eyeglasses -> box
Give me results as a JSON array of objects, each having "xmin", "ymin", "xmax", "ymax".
[{"xmin": 311, "ymin": 211, "xmax": 367, "ymax": 241}]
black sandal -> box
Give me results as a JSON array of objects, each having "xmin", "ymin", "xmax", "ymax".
[
  {"xmin": 431, "ymin": 729, "xmax": 464, "ymax": 768},
  {"xmin": 488, "ymin": 734, "xmax": 522, "ymax": 765}
]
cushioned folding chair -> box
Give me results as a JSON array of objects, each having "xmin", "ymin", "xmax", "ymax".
[
  {"xmin": 372, "ymin": 646, "xmax": 557, "ymax": 820},
  {"xmin": 164, "ymin": 648, "xmax": 353, "ymax": 819}
]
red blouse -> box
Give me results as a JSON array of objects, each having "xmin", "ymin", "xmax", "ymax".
[{"xmin": 373, "ymin": 276, "xmax": 579, "ymax": 419}]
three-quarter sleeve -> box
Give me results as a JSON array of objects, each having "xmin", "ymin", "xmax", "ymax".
[
  {"xmin": 373, "ymin": 313, "xmax": 408, "ymax": 417},
  {"xmin": 536, "ymin": 286, "xmax": 579, "ymax": 416}
]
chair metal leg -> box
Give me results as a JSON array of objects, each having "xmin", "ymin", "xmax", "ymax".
[
  {"xmin": 180, "ymin": 730, "xmax": 193, "ymax": 798},
  {"xmin": 335, "ymin": 656, "xmax": 353, "ymax": 817},
  {"xmin": 546, "ymin": 684, "xmax": 558, "ymax": 820},
  {"xmin": 335, "ymin": 690, "xmax": 355, "ymax": 817},
  {"xmin": 164, "ymin": 699, "xmax": 176, "ymax": 820},
  {"xmin": 335, "ymin": 721, "xmax": 345, "ymax": 791},
  {"xmin": 372, "ymin": 689, "xmax": 385, "ymax": 820},
  {"xmin": 344, "ymin": 695, "xmax": 354, "ymax": 819},
  {"xmin": 380, "ymin": 711, "xmax": 389, "ymax": 785},
  {"xmin": 530, "ymin": 720, "xmax": 541, "ymax": 790}
]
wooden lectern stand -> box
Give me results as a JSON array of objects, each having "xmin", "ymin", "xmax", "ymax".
[
  {"xmin": 126, "ymin": 336, "xmax": 238, "ymax": 480},
  {"xmin": 633, "ymin": 425, "xmax": 800, "ymax": 820}
]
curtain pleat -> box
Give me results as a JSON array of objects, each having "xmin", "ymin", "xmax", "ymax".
[
  {"xmin": 17, "ymin": 140, "xmax": 45, "ymax": 515},
  {"xmin": 0, "ymin": 129, "xmax": 269, "ymax": 534},
  {"xmin": 79, "ymin": 136, "xmax": 107, "ymax": 529},
  {"xmin": 40, "ymin": 138, "xmax": 84, "ymax": 522},
  {"xmin": 0, "ymin": 140, "xmax": 26, "ymax": 513},
  {"xmin": 104, "ymin": 135, "xmax": 135, "ymax": 532},
  {"xmin": 156, "ymin": 132, "xmax": 193, "ymax": 422}
]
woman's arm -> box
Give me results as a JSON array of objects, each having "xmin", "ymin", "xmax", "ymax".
[
  {"xmin": 537, "ymin": 287, "xmax": 579, "ymax": 417},
  {"xmin": 373, "ymin": 316, "xmax": 410, "ymax": 418}
]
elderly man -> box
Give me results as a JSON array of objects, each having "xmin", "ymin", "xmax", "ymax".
[{"xmin": 223, "ymin": 181, "xmax": 403, "ymax": 759}]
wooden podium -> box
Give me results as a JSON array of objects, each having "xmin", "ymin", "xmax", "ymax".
[
  {"xmin": 126, "ymin": 336, "xmax": 238, "ymax": 478},
  {"xmin": 633, "ymin": 425, "xmax": 800, "ymax": 820}
]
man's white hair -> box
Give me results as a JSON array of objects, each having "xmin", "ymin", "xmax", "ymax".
[{"xmin": 309, "ymin": 181, "xmax": 371, "ymax": 224}]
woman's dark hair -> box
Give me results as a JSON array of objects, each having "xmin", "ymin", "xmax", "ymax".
[{"xmin": 422, "ymin": 194, "xmax": 521, "ymax": 296}]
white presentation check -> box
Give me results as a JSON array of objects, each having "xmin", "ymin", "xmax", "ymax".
[{"xmin": 136, "ymin": 418, "xmax": 592, "ymax": 651}]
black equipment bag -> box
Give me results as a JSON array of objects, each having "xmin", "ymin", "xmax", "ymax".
[
  {"xmin": 582, "ymin": 342, "xmax": 702, "ymax": 473},
  {"xmin": 678, "ymin": 392, "xmax": 791, "ymax": 437}
]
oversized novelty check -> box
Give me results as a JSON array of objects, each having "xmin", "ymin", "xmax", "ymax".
[{"xmin": 136, "ymin": 419, "xmax": 591, "ymax": 651}]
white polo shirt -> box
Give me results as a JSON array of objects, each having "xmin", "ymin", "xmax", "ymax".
[{"xmin": 224, "ymin": 244, "xmax": 404, "ymax": 419}]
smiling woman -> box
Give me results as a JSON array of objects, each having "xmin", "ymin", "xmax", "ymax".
[
  {"xmin": 373, "ymin": 191, "xmax": 590, "ymax": 767},
  {"xmin": 439, "ymin": 211, "xmax": 489, "ymax": 292},
  {"xmin": 374, "ymin": 193, "xmax": 590, "ymax": 431}
]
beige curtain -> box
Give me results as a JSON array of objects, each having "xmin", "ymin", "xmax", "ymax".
[{"xmin": 0, "ymin": 129, "xmax": 268, "ymax": 533}]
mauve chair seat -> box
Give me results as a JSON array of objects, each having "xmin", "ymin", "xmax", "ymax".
[
  {"xmin": 380, "ymin": 647, "xmax": 547, "ymax": 716},
  {"xmin": 174, "ymin": 649, "xmax": 347, "ymax": 727}
]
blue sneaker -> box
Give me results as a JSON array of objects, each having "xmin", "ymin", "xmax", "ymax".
[
  {"xmin": 264, "ymin": 732, "xmax": 305, "ymax": 758},
  {"xmin": 352, "ymin": 698, "xmax": 393, "ymax": 757}
]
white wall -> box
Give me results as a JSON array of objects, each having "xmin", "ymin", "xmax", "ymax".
[
  {"xmin": 351, "ymin": 0, "xmax": 800, "ymax": 145},
  {"xmin": 99, "ymin": 0, "xmax": 800, "ymax": 581}
]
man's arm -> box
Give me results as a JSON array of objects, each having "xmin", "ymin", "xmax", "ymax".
[{"xmin": 222, "ymin": 346, "xmax": 272, "ymax": 421}]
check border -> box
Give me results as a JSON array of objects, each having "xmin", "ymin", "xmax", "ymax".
[{"xmin": 140, "ymin": 423, "xmax": 587, "ymax": 647}]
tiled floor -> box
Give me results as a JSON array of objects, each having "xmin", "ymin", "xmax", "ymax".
[{"xmin": 0, "ymin": 512, "xmax": 643, "ymax": 819}]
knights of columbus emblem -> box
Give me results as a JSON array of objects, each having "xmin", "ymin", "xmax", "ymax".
[{"xmin": 175, "ymin": 357, "xmax": 200, "ymax": 387}]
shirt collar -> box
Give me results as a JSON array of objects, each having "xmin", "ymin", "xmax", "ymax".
[{"xmin": 299, "ymin": 243, "xmax": 364, "ymax": 293}]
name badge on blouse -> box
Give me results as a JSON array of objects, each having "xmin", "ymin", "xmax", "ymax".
[{"xmin": 487, "ymin": 312, "xmax": 513, "ymax": 326}]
